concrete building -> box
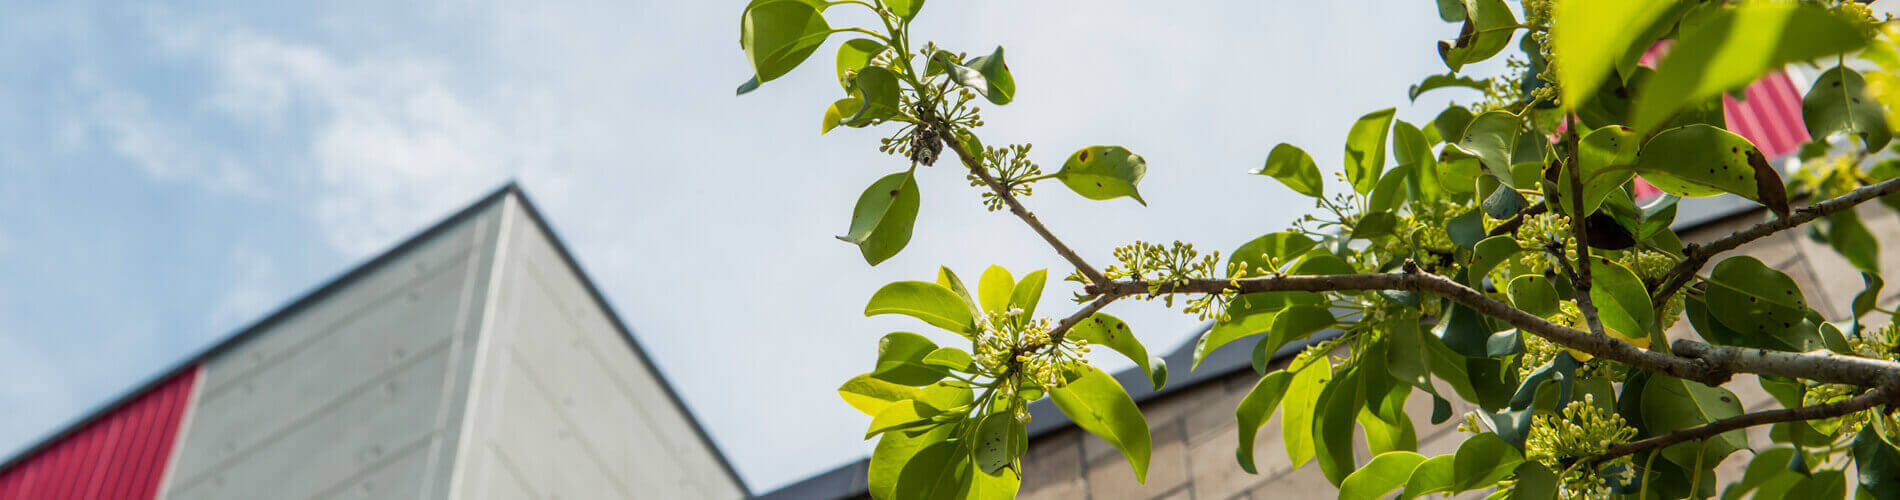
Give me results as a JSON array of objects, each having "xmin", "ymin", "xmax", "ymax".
[{"xmin": 0, "ymin": 187, "xmax": 746, "ymax": 500}]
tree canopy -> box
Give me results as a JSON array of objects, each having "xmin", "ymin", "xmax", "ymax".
[{"xmin": 739, "ymin": 0, "xmax": 1900, "ymax": 498}]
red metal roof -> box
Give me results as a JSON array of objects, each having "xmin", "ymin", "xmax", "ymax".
[{"xmin": 0, "ymin": 366, "xmax": 198, "ymax": 500}]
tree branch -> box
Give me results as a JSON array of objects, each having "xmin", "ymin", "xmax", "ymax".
[
  {"xmin": 1044, "ymin": 295, "xmax": 1118, "ymax": 347},
  {"xmin": 1589, "ymin": 379, "xmax": 1900, "ymax": 465},
  {"xmin": 1563, "ymin": 118, "xmax": 1611, "ymax": 340},
  {"xmin": 1082, "ymin": 267, "xmax": 1900, "ymax": 388},
  {"xmin": 936, "ymin": 127, "xmax": 1109, "ymax": 285},
  {"xmin": 1651, "ymin": 176, "xmax": 1900, "ymax": 310}
]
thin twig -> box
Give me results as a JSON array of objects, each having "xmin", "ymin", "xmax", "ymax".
[
  {"xmin": 1563, "ymin": 116, "xmax": 1610, "ymax": 339},
  {"xmin": 1651, "ymin": 176, "xmax": 1900, "ymax": 310},
  {"xmin": 1042, "ymin": 295, "xmax": 1119, "ymax": 348},
  {"xmin": 1590, "ymin": 380, "xmax": 1900, "ymax": 464},
  {"xmin": 935, "ymin": 122, "xmax": 1109, "ymax": 285}
]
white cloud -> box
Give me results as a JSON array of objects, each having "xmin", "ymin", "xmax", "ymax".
[{"xmin": 71, "ymin": 68, "xmax": 259, "ymax": 194}]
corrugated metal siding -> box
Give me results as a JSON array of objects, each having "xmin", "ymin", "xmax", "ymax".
[
  {"xmin": 0, "ymin": 366, "xmax": 198, "ymax": 500},
  {"xmin": 1723, "ymin": 70, "xmax": 1810, "ymax": 158}
]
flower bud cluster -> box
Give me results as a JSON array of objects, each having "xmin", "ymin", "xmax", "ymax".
[
  {"xmin": 1513, "ymin": 212, "xmax": 1577, "ymax": 271},
  {"xmin": 1104, "ymin": 241, "xmax": 1222, "ymax": 311},
  {"xmin": 1525, "ymin": 395, "xmax": 1636, "ymax": 499},
  {"xmin": 972, "ymin": 308, "xmax": 1092, "ymax": 392}
]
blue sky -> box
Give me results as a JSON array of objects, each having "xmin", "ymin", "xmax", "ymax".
[{"xmin": 0, "ymin": 0, "xmax": 1557, "ymax": 492}]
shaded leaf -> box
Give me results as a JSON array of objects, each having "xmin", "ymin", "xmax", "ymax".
[
  {"xmin": 935, "ymin": 47, "xmax": 1015, "ymax": 105},
  {"xmin": 1438, "ymin": 0, "xmax": 1519, "ymax": 73},
  {"xmin": 1450, "ymin": 111, "xmax": 1524, "ymax": 187},
  {"xmin": 1410, "ymin": 74, "xmax": 1486, "ymax": 102},
  {"xmin": 1235, "ymin": 369, "xmax": 1293, "ymax": 474},
  {"xmin": 1804, "ymin": 66, "xmax": 1892, "ymax": 152}
]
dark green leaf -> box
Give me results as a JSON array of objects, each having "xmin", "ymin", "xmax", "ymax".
[
  {"xmin": 1509, "ymin": 351, "xmax": 1577, "ymax": 411},
  {"xmin": 1314, "ymin": 367, "xmax": 1363, "ymax": 485},
  {"xmin": 1434, "ymin": 0, "xmax": 1465, "ymax": 22},
  {"xmin": 1468, "ymin": 235, "xmax": 1521, "ymax": 286},
  {"xmin": 1854, "ymin": 272, "xmax": 1885, "ymax": 327},
  {"xmin": 1435, "ymin": 300, "xmax": 1497, "ymax": 358},
  {"xmin": 1370, "ymin": 165, "xmax": 1415, "ymax": 214},
  {"xmin": 1253, "ymin": 143, "xmax": 1324, "ymax": 198},
  {"xmin": 1856, "ymin": 429, "xmax": 1900, "ymax": 500},
  {"xmin": 1235, "ymin": 370, "xmax": 1293, "ymax": 474},
  {"xmin": 1826, "ymin": 210, "xmax": 1881, "ymax": 273},
  {"xmin": 1438, "ymin": 0, "xmax": 1519, "ymax": 73},
  {"xmin": 838, "ymin": 171, "xmax": 920, "ymax": 265},
  {"xmin": 844, "ymin": 66, "xmax": 901, "ymax": 126},
  {"xmin": 935, "ymin": 47, "xmax": 1015, "ymax": 105},
  {"xmin": 739, "ymin": 0, "xmax": 831, "ymax": 84},
  {"xmin": 1804, "ymin": 66, "xmax": 1892, "ymax": 152},
  {"xmin": 1056, "ymin": 145, "xmax": 1148, "ymax": 205},
  {"xmin": 1345, "ymin": 108, "xmax": 1398, "ymax": 195},
  {"xmin": 1642, "ymin": 375, "xmax": 1748, "ymax": 470},
  {"xmin": 1449, "ymin": 208, "xmax": 1486, "ymax": 249},
  {"xmin": 1632, "ymin": 3, "xmax": 1872, "ymax": 132},
  {"xmin": 1409, "ymin": 74, "xmax": 1486, "ymax": 102},
  {"xmin": 1351, "ymin": 211, "xmax": 1399, "ymax": 241},
  {"xmin": 1511, "ymin": 461, "xmax": 1560, "ymax": 500},
  {"xmin": 1634, "ymin": 124, "xmax": 1790, "ymax": 217}
]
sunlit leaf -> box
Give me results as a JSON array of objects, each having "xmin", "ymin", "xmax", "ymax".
[
  {"xmin": 1056, "ymin": 145, "xmax": 1148, "ymax": 205},
  {"xmin": 1068, "ymin": 313, "xmax": 1166, "ymax": 389},
  {"xmin": 1345, "ymin": 108, "xmax": 1398, "ymax": 194},
  {"xmin": 1341, "ymin": 452, "xmax": 1429, "ymax": 500},
  {"xmin": 865, "ymin": 281, "xmax": 978, "ymax": 335},
  {"xmin": 1634, "ymin": 124, "xmax": 1789, "ymax": 218},
  {"xmin": 1438, "ymin": 0, "xmax": 1519, "ymax": 73},
  {"xmin": 838, "ymin": 171, "xmax": 920, "ymax": 265},
  {"xmin": 739, "ymin": 0, "xmax": 831, "ymax": 84},
  {"xmin": 1253, "ymin": 143, "xmax": 1324, "ymax": 198},
  {"xmin": 1050, "ymin": 365, "xmax": 1152, "ymax": 483},
  {"xmin": 1551, "ymin": 0, "xmax": 1686, "ymax": 110},
  {"xmin": 1632, "ymin": 3, "xmax": 1872, "ymax": 132}
]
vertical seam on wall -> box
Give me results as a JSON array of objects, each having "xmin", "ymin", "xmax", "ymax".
[
  {"xmin": 433, "ymin": 197, "xmax": 516, "ymax": 500},
  {"xmin": 150, "ymin": 366, "xmax": 205, "ymax": 499},
  {"xmin": 1076, "ymin": 432, "xmax": 1091, "ymax": 500}
]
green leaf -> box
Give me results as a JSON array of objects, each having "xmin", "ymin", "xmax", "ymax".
[
  {"xmin": 882, "ymin": 0, "xmax": 923, "ymax": 20},
  {"xmin": 1481, "ymin": 178, "xmax": 1527, "ymax": 219},
  {"xmin": 1556, "ymin": 126, "xmax": 1640, "ymax": 216},
  {"xmin": 1433, "ymin": 106, "xmax": 1475, "ymax": 146},
  {"xmin": 1438, "ymin": 0, "xmax": 1519, "ymax": 73},
  {"xmin": 1827, "ymin": 210, "xmax": 1881, "ymax": 273},
  {"xmin": 868, "ymin": 416, "xmax": 953, "ymax": 500},
  {"xmin": 922, "ymin": 347, "xmax": 974, "ymax": 372},
  {"xmin": 844, "ymin": 66, "xmax": 901, "ymax": 127},
  {"xmin": 1642, "ymin": 375, "xmax": 1748, "ymax": 470},
  {"xmin": 1341, "ymin": 452, "xmax": 1429, "ymax": 500},
  {"xmin": 1507, "ymin": 275, "xmax": 1558, "ymax": 317},
  {"xmin": 821, "ymin": 97, "xmax": 861, "ymax": 134},
  {"xmin": 1632, "ymin": 3, "xmax": 1872, "ymax": 132},
  {"xmin": 1805, "ymin": 66, "xmax": 1892, "ymax": 152},
  {"xmin": 1393, "ymin": 121, "xmax": 1441, "ymax": 204},
  {"xmin": 1369, "ymin": 165, "xmax": 1414, "ymax": 214},
  {"xmin": 1434, "ymin": 0, "xmax": 1464, "ymax": 22},
  {"xmin": 865, "ymin": 399, "xmax": 940, "ymax": 439},
  {"xmin": 1313, "ymin": 367, "xmax": 1363, "ymax": 485},
  {"xmin": 1268, "ymin": 306, "xmax": 1335, "ymax": 354},
  {"xmin": 1253, "ymin": 143, "xmax": 1324, "ymax": 198},
  {"xmin": 1068, "ymin": 313, "xmax": 1166, "ymax": 389},
  {"xmin": 1509, "ymin": 351, "xmax": 1577, "ymax": 411},
  {"xmin": 840, "ymin": 373, "xmax": 921, "ymax": 416},
  {"xmin": 835, "ymin": 38, "xmax": 887, "ymax": 89},
  {"xmin": 872, "ymin": 332, "xmax": 946, "ymax": 386},
  {"xmin": 1551, "ymin": 0, "xmax": 1686, "ymax": 111},
  {"xmin": 1228, "ymin": 231, "xmax": 1318, "ymax": 278},
  {"xmin": 935, "ymin": 47, "xmax": 1015, "ymax": 105},
  {"xmin": 1409, "ymin": 74, "xmax": 1486, "ymax": 102},
  {"xmin": 1386, "ymin": 315, "xmax": 1452, "ymax": 425},
  {"xmin": 1351, "ymin": 212, "xmax": 1399, "ymax": 241},
  {"xmin": 865, "ymin": 281, "xmax": 978, "ymax": 336},
  {"xmin": 936, "ymin": 267, "xmax": 981, "ymax": 319},
  {"xmin": 1450, "ymin": 111, "xmax": 1524, "ymax": 188},
  {"xmin": 1856, "ymin": 428, "xmax": 1900, "ymax": 500},
  {"xmin": 1588, "ymin": 257, "xmax": 1658, "ymax": 349},
  {"xmin": 1050, "ymin": 365, "xmax": 1152, "ymax": 483},
  {"xmin": 736, "ymin": 75, "xmax": 762, "ymax": 96},
  {"xmin": 837, "ymin": 171, "xmax": 920, "ymax": 265},
  {"xmin": 1235, "ymin": 369, "xmax": 1293, "ymax": 474},
  {"xmin": 1705, "ymin": 256, "xmax": 1810, "ymax": 339},
  {"xmin": 1452, "ymin": 433, "xmax": 1525, "ymax": 491},
  {"xmin": 1634, "ymin": 124, "xmax": 1790, "ymax": 217},
  {"xmin": 1400, "ymin": 455, "xmax": 1457, "ymax": 499},
  {"xmin": 1854, "ymin": 273, "xmax": 1885, "ymax": 326},
  {"xmin": 1448, "ymin": 208, "xmax": 1486, "ymax": 249},
  {"xmin": 1434, "ymin": 300, "xmax": 1497, "ymax": 358},
  {"xmin": 1056, "ymin": 145, "xmax": 1148, "ymax": 205},
  {"xmin": 1283, "ymin": 357, "xmax": 1333, "ymax": 469},
  {"xmin": 894, "ymin": 441, "xmax": 972, "ymax": 500},
  {"xmin": 1468, "ymin": 236, "xmax": 1521, "ymax": 286},
  {"xmin": 1792, "ymin": 469, "xmax": 1848, "ymax": 500},
  {"xmin": 1345, "ymin": 108, "xmax": 1398, "ymax": 195},
  {"xmin": 739, "ymin": 0, "xmax": 831, "ymax": 84},
  {"xmin": 973, "ymin": 412, "xmax": 1023, "ymax": 474},
  {"xmin": 1510, "ymin": 461, "xmax": 1560, "ymax": 500},
  {"xmin": 1723, "ymin": 447, "xmax": 1798, "ymax": 500},
  {"xmin": 976, "ymin": 265, "xmax": 1014, "ymax": 316},
  {"xmin": 1008, "ymin": 269, "xmax": 1047, "ymax": 325}
]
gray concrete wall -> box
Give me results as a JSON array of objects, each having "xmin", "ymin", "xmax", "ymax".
[
  {"xmin": 447, "ymin": 195, "xmax": 746, "ymax": 500},
  {"xmin": 160, "ymin": 198, "xmax": 505, "ymax": 500},
  {"xmin": 1014, "ymin": 203, "xmax": 1900, "ymax": 500}
]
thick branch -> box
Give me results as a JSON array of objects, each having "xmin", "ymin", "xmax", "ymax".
[
  {"xmin": 937, "ymin": 128, "xmax": 1109, "ymax": 285},
  {"xmin": 1084, "ymin": 269, "xmax": 1900, "ymax": 388},
  {"xmin": 1591, "ymin": 380, "xmax": 1900, "ymax": 464},
  {"xmin": 1651, "ymin": 176, "xmax": 1900, "ymax": 310}
]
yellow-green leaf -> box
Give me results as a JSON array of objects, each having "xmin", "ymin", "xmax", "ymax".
[
  {"xmin": 1632, "ymin": 3, "xmax": 1872, "ymax": 132},
  {"xmin": 1056, "ymin": 145, "xmax": 1148, "ymax": 205}
]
